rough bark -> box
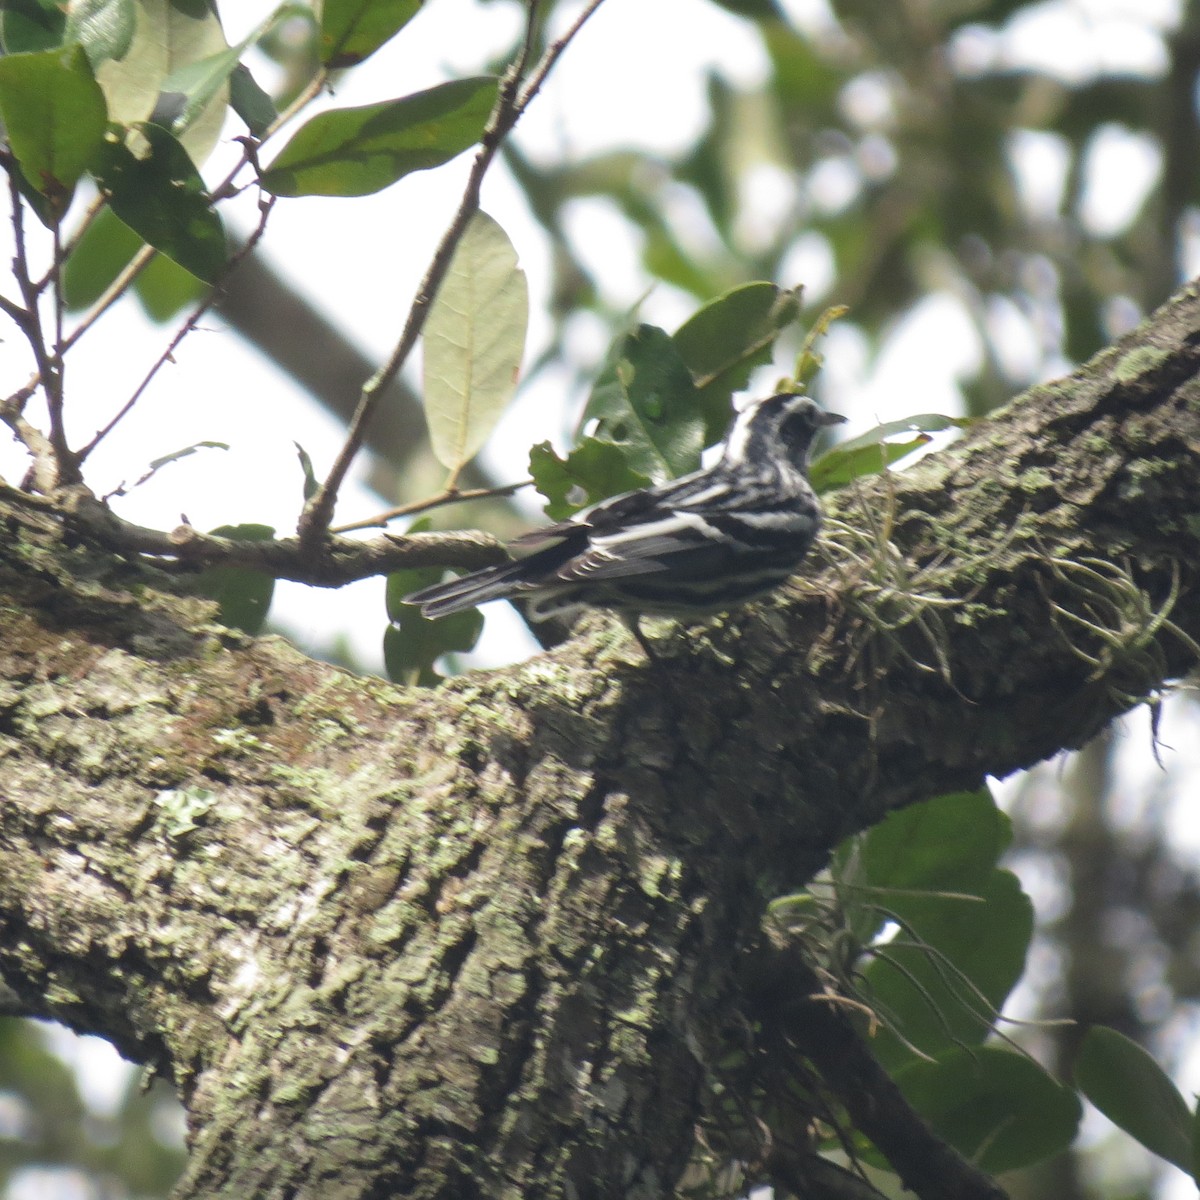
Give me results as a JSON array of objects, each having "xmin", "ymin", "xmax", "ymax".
[{"xmin": 1, "ymin": 282, "xmax": 1200, "ymax": 1199}]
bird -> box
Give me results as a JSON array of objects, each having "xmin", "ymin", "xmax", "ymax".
[{"xmin": 403, "ymin": 393, "xmax": 846, "ymax": 658}]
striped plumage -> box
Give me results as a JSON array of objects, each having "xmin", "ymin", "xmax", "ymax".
[{"xmin": 404, "ymin": 393, "xmax": 844, "ymax": 650}]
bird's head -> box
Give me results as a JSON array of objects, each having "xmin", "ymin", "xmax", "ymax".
[{"xmin": 722, "ymin": 393, "xmax": 846, "ymax": 472}]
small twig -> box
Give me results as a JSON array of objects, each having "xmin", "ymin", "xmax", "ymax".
[
  {"xmin": 37, "ymin": 191, "xmax": 106, "ymax": 289},
  {"xmin": 58, "ymin": 243, "xmax": 157, "ymax": 359},
  {"xmin": 0, "ymin": 380, "xmax": 37, "ymax": 416},
  {"xmin": 256, "ymin": 67, "xmax": 329, "ymax": 151},
  {"xmin": 514, "ymin": 0, "xmax": 610, "ymax": 111},
  {"xmin": 2, "ymin": 55, "xmax": 330, "ymax": 488},
  {"xmin": 76, "ymin": 193, "xmax": 279, "ymax": 465},
  {"xmin": 330, "ymin": 478, "xmax": 534, "ymax": 534},
  {"xmin": 0, "ymin": 412, "xmax": 58, "ymax": 493},
  {"xmin": 0, "ymin": 290, "xmax": 27, "ymax": 325},
  {"xmin": 51, "ymin": 218, "xmax": 66, "ymax": 400},
  {"xmin": 297, "ymin": 0, "xmax": 608, "ymax": 550},
  {"xmin": 102, "ymin": 439, "xmax": 230, "ymax": 502},
  {"xmin": 7, "ymin": 170, "xmax": 77, "ymax": 485}
]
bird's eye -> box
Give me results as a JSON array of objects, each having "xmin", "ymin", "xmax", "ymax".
[{"xmin": 778, "ymin": 407, "xmax": 821, "ymax": 453}]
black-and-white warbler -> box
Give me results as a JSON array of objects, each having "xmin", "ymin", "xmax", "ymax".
[{"xmin": 404, "ymin": 393, "xmax": 845, "ymax": 656}]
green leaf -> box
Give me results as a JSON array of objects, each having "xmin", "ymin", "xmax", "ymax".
[
  {"xmin": 64, "ymin": 0, "xmax": 136, "ymax": 64},
  {"xmin": 89, "ymin": 0, "xmax": 231, "ymax": 166},
  {"xmin": 385, "ymin": 555, "xmax": 483, "ymax": 685},
  {"xmin": 229, "ymin": 61, "xmax": 276, "ymax": 136},
  {"xmin": 130, "ymin": 237, "xmax": 209, "ymax": 317},
  {"xmin": 157, "ymin": 6, "xmax": 296, "ymax": 141},
  {"xmin": 93, "ymin": 121, "xmax": 226, "ymax": 282},
  {"xmin": 808, "ymin": 413, "xmax": 970, "ymax": 494},
  {"xmin": 1075, "ymin": 1027, "xmax": 1194, "ymax": 1173},
  {"xmin": 1193, "ymin": 1099, "xmax": 1200, "ymax": 1182},
  {"xmin": 810, "ymin": 438, "xmax": 929, "ymax": 493},
  {"xmin": 863, "ymin": 869, "xmax": 1034, "ymax": 1068},
  {"xmin": 708, "ymin": 0, "xmax": 784, "ymax": 16},
  {"xmin": 262, "ymin": 76, "xmax": 499, "ymax": 197},
  {"xmin": 63, "ymin": 204, "xmax": 206, "ymax": 319},
  {"xmin": 858, "ymin": 790, "xmax": 1010, "ymax": 895},
  {"xmin": 677, "ymin": 74, "xmax": 745, "ymax": 240},
  {"xmin": 895, "ymin": 1047, "xmax": 1082, "ymax": 1174},
  {"xmin": 140, "ymin": 439, "xmax": 228, "ymax": 480},
  {"xmin": 672, "ymin": 282, "xmax": 804, "ymax": 442},
  {"xmin": 583, "ymin": 324, "xmax": 705, "ymax": 481},
  {"xmin": 193, "ymin": 524, "xmax": 276, "ymax": 635},
  {"xmin": 529, "ymin": 438, "xmax": 652, "ymax": 520},
  {"xmin": 832, "ymin": 789, "xmax": 1008, "ymax": 953},
  {"xmin": 0, "ymin": 45, "xmax": 108, "ymax": 217},
  {"xmin": 319, "ymin": 0, "xmax": 423, "ymax": 68},
  {"xmin": 794, "ymin": 303, "xmax": 849, "ymax": 389},
  {"xmin": 422, "ymin": 211, "xmax": 528, "ymax": 475},
  {"xmin": 0, "ymin": 0, "xmax": 66, "ymax": 53},
  {"xmin": 764, "ymin": 23, "xmax": 844, "ymax": 117},
  {"xmin": 295, "ymin": 442, "xmax": 319, "ymax": 501},
  {"xmin": 158, "ymin": 42, "xmax": 244, "ymax": 138}
]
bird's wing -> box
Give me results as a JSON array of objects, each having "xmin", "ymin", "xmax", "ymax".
[
  {"xmin": 555, "ymin": 508, "xmax": 739, "ymax": 585},
  {"xmin": 509, "ymin": 469, "xmax": 795, "ymax": 586},
  {"xmin": 508, "ymin": 521, "xmax": 578, "ymax": 549},
  {"xmin": 506, "ymin": 469, "xmax": 708, "ymax": 553}
]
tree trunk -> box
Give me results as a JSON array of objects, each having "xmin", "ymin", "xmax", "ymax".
[{"xmin": 2, "ymin": 283, "xmax": 1199, "ymax": 1198}]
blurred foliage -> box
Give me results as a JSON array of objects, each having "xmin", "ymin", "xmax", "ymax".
[
  {"xmin": 0, "ymin": 1019, "xmax": 186, "ymax": 1198},
  {"xmin": 506, "ymin": 0, "xmax": 1187, "ymax": 419}
]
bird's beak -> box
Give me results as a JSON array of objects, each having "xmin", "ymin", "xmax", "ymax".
[{"xmin": 818, "ymin": 411, "xmax": 848, "ymax": 427}]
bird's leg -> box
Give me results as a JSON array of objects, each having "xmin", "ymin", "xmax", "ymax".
[{"xmin": 619, "ymin": 612, "xmax": 659, "ymax": 662}]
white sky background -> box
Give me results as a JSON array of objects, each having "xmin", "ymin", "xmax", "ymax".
[{"xmin": 1, "ymin": 1, "xmax": 1197, "ymax": 1197}]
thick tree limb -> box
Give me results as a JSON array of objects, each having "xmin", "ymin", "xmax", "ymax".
[{"xmin": 1, "ymin": 284, "xmax": 1199, "ymax": 1198}]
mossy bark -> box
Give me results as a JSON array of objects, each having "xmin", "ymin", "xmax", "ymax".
[{"xmin": 1, "ymin": 285, "xmax": 1199, "ymax": 1198}]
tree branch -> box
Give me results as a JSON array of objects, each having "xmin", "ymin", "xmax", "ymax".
[{"xmin": 0, "ymin": 481, "xmax": 508, "ymax": 583}]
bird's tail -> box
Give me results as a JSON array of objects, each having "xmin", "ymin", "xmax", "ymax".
[{"xmin": 403, "ymin": 560, "xmax": 531, "ymax": 619}]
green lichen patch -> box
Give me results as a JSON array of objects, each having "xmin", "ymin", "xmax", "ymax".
[{"xmin": 1113, "ymin": 345, "xmax": 1170, "ymax": 384}]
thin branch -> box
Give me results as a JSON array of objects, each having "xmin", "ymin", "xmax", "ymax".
[
  {"xmin": 0, "ymin": 380, "xmax": 37, "ymax": 417},
  {"xmin": 51, "ymin": 219, "xmax": 66, "ymax": 413},
  {"xmin": 0, "ymin": 290, "xmax": 27, "ymax": 326},
  {"xmin": 297, "ymin": 0, "xmax": 609, "ymax": 550},
  {"xmin": 75, "ymin": 193, "xmax": 279, "ymax": 465},
  {"xmin": 514, "ymin": 0, "xmax": 608, "ymax": 112},
  {"xmin": 0, "ymin": 413, "xmax": 57, "ymax": 493},
  {"xmin": 7, "ymin": 170, "xmax": 77, "ymax": 485},
  {"xmin": 57, "ymin": 242, "xmax": 157, "ymax": 358},
  {"xmin": 329, "ymin": 478, "xmax": 534, "ymax": 534},
  {"xmin": 0, "ymin": 480, "xmax": 507, "ymax": 586},
  {"xmin": 37, "ymin": 191, "xmax": 106, "ymax": 290}
]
